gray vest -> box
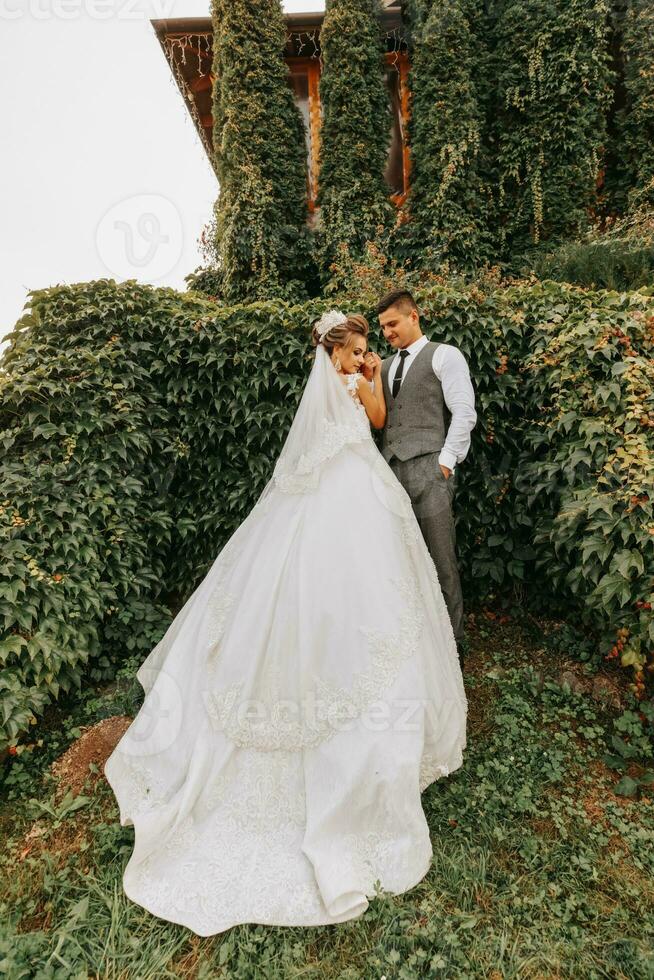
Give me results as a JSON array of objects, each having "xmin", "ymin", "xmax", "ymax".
[{"xmin": 380, "ymin": 340, "xmax": 451, "ymax": 463}]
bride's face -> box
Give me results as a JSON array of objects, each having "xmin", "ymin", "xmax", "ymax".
[{"xmin": 333, "ymin": 335, "xmax": 367, "ymax": 374}]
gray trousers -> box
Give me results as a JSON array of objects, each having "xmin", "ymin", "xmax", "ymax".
[{"xmin": 388, "ymin": 451, "xmax": 464, "ymax": 644}]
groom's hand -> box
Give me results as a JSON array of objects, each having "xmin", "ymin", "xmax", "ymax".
[{"xmin": 439, "ymin": 463, "xmax": 452, "ymax": 480}]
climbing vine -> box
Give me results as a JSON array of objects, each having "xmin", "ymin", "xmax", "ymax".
[
  {"xmin": 316, "ymin": 0, "xmax": 395, "ymax": 287},
  {"xmin": 210, "ymin": 0, "xmax": 313, "ymax": 302},
  {"xmin": 619, "ymin": 0, "xmax": 654, "ymax": 210},
  {"xmin": 397, "ymin": 0, "xmax": 495, "ymax": 273},
  {"xmin": 487, "ymin": 0, "xmax": 614, "ymax": 253}
]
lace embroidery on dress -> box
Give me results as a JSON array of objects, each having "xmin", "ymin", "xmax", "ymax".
[
  {"xmin": 206, "ymin": 589, "xmax": 235, "ymax": 658},
  {"xmin": 162, "ymin": 816, "xmax": 199, "ymax": 856},
  {"xmin": 344, "ymin": 372, "xmax": 375, "ymax": 418},
  {"xmin": 344, "ymin": 371, "xmax": 363, "ymax": 402},
  {"xmin": 203, "ymin": 750, "xmax": 306, "ymax": 832},
  {"xmin": 273, "ymin": 373, "xmax": 374, "ymax": 495},
  {"xmin": 204, "ymin": 579, "xmax": 425, "ymax": 751},
  {"xmin": 274, "ymin": 416, "xmax": 371, "ymax": 494},
  {"xmin": 113, "ymin": 757, "xmax": 167, "ymax": 817},
  {"xmin": 124, "ymin": 747, "xmax": 393, "ymax": 933},
  {"xmin": 334, "ymin": 829, "xmax": 408, "ymax": 894}
]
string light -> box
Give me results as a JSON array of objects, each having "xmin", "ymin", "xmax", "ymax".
[
  {"xmin": 162, "ymin": 32, "xmax": 213, "ymax": 157},
  {"xmin": 159, "ymin": 23, "xmax": 409, "ymax": 165}
]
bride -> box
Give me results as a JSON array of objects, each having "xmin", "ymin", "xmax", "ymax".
[{"xmin": 104, "ymin": 309, "xmax": 467, "ymax": 936}]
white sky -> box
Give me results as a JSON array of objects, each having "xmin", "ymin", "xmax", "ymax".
[{"xmin": 0, "ymin": 0, "xmax": 324, "ymax": 354}]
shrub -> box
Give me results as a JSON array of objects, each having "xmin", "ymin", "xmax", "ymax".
[
  {"xmin": 0, "ymin": 282, "xmax": 334, "ymax": 750},
  {"xmin": 1, "ymin": 276, "xmax": 652, "ymax": 748},
  {"xmin": 517, "ymin": 283, "xmax": 654, "ymax": 692},
  {"xmin": 530, "ymin": 192, "xmax": 654, "ymax": 289},
  {"xmin": 532, "ymin": 239, "xmax": 654, "ymax": 291},
  {"xmin": 0, "ymin": 280, "xmax": 192, "ymax": 748}
]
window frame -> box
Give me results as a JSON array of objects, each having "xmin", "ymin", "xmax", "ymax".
[{"xmin": 287, "ymin": 50, "xmax": 411, "ymax": 213}]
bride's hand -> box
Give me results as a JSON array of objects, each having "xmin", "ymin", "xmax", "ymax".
[{"xmin": 362, "ymin": 353, "xmax": 382, "ymax": 380}]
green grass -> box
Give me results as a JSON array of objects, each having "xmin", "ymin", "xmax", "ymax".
[{"xmin": 2, "ymin": 608, "xmax": 654, "ymax": 979}]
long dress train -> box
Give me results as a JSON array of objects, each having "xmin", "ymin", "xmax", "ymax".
[{"xmin": 104, "ymin": 341, "xmax": 467, "ymax": 935}]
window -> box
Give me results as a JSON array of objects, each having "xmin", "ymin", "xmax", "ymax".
[
  {"xmin": 288, "ymin": 60, "xmax": 322, "ymax": 212},
  {"xmin": 288, "ymin": 51, "xmax": 410, "ymax": 212},
  {"xmin": 384, "ymin": 54, "xmax": 410, "ymax": 204}
]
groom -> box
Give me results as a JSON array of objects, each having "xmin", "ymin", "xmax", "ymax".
[{"xmin": 375, "ymin": 289, "xmax": 477, "ymax": 671}]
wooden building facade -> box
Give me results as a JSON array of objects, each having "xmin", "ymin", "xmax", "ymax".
[{"xmin": 151, "ymin": 5, "xmax": 410, "ymax": 213}]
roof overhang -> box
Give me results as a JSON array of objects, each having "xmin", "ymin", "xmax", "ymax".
[{"xmin": 151, "ymin": 8, "xmax": 405, "ymax": 174}]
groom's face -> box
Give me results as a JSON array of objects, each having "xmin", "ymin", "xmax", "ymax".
[{"xmin": 378, "ymin": 304, "xmax": 420, "ymax": 350}]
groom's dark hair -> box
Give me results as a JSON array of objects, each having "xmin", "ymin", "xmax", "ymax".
[{"xmin": 376, "ymin": 289, "xmax": 418, "ymax": 316}]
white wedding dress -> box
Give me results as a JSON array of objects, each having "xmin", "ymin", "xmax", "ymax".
[{"xmin": 104, "ymin": 342, "xmax": 467, "ymax": 936}]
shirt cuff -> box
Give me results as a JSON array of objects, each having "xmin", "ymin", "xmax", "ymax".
[{"xmin": 438, "ymin": 449, "xmax": 457, "ymax": 471}]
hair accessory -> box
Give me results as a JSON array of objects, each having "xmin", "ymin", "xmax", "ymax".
[{"xmin": 315, "ymin": 309, "xmax": 348, "ymax": 341}]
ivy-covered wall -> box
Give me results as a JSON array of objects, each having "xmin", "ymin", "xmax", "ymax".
[
  {"xmin": 399, "ymin": 0, "xmax": 617, "ymax": 264},
  {"xmin": 488, "ymin": 0, "xmax": 614, "ymax": 253},
  {"xmin": 617, "ymin": 0, "xmax": 654, "ymax": 211},
  {"xmin": 1, "ymin": 277, "xmax": 652, "ymax": 747},
  {"xmin": 199, "ymin": 0, "xmax": 654, "ymax": 301},
  {"xmin": 209, "ymin": 0, "xmax": 313, "ymax": 301},
  {"xmin": 316, "ymin": 0, "xmax": 395, "ymax": 287},
  {"xmin": 396, "ymin": 0, "xmax": 494, "ymax": 273}
]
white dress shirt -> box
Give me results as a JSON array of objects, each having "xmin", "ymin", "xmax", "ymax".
[{"xmin": 387, "ymin": 334, "xmax": 477, "ymax": 472}]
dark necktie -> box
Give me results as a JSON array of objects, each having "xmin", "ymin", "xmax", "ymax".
[{"xmin": 392, "ymin": 349, "xmax": 410, "ymax": 398}]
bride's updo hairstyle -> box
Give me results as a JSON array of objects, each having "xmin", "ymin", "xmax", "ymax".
[{"xmin": 311, "ymin": 313, "xmax": 369, "ymax": 356}]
